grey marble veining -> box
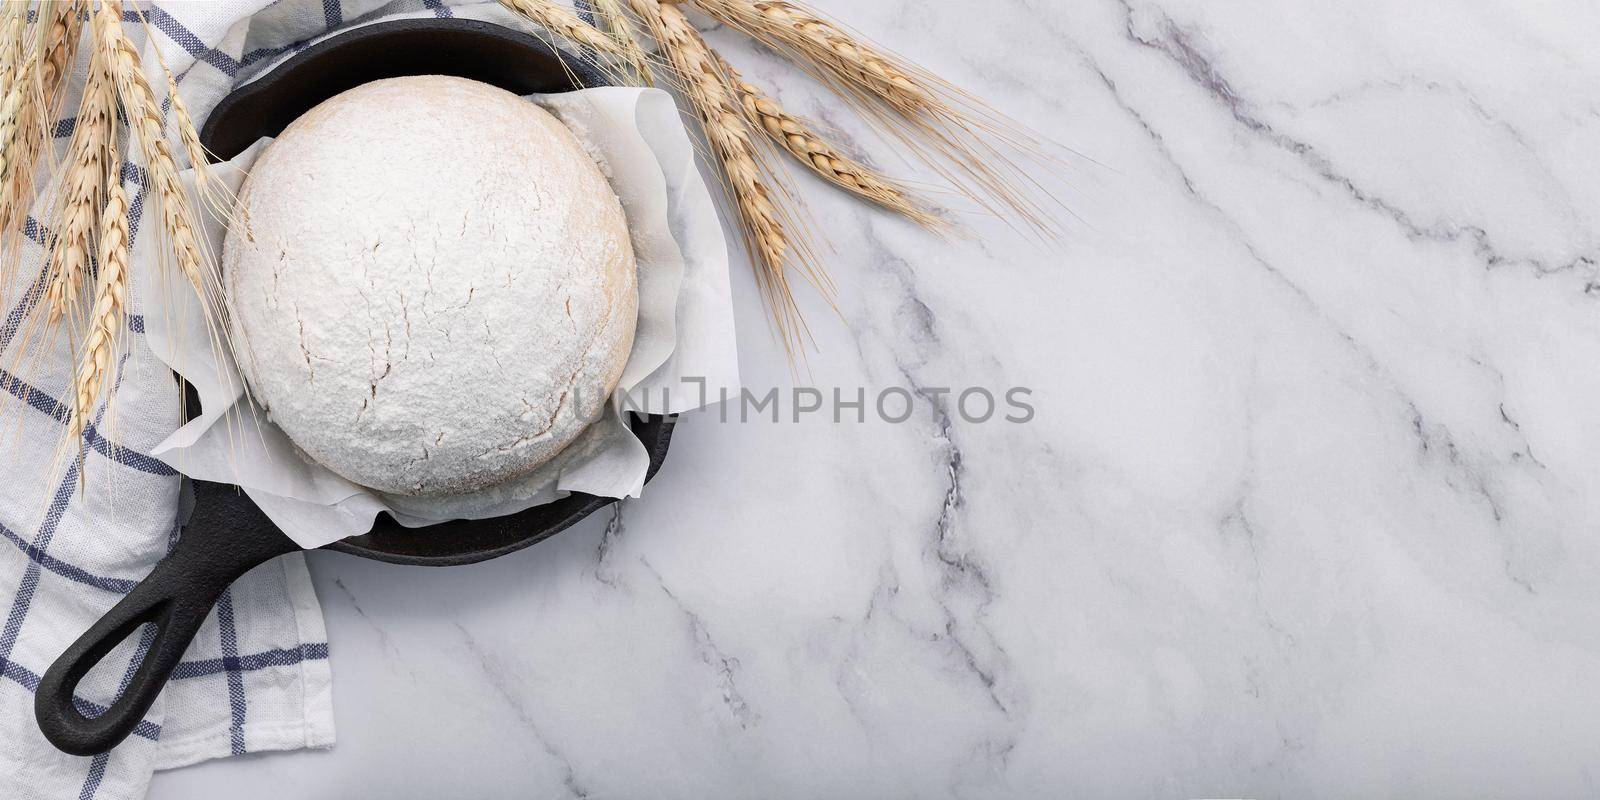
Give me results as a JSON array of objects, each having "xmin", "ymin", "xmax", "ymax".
[{"xmin": 151, "ymin": 0, "xmax": 1600, "ymax": 797}]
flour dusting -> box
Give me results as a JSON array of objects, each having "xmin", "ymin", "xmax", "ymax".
[{"xmin": 224, "ymin": 76, "xmax": 639, "ymax": 496}]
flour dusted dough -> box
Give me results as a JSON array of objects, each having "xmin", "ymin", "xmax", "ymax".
[{"xmin": 225, "ymin": 76, "xmax": 638, "ymax": 496}]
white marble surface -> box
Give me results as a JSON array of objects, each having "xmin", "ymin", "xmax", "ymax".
[{"xmin": 150, "ymin": 0, "xmax": 1600, "ymax": 797}]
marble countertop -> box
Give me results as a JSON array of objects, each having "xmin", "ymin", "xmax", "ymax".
[{"xmin": 151, "ymin": 0, "xmax": 1600, "ymax": 796}]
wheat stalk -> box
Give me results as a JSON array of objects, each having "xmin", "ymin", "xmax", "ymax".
[
  {"xmin": 72, "ymin": 156, "xmax": 128, "ymax": 444},
  {"xmin": 46, "ymin": 38, "xmax": 113, "ymax": 323},
  {"xmin": 95, "ymin": 0, "xmax": 209, "ymax": 295},
  {"xmin": 633, "ymin": 0, "xmax": 825, "ymax": 354},
  {"xmin": 713, "ymin": 51, "xmax": 940, "ymax": 229},
  {"xmin": 588, "ymin": 0, "xmax": 657, "ymax": 84},
  {"xmin": 498, "ymin": 0, "xmax": 651, "ymax": 83},
  {"xmin": 688, "ymin": 0, "xmax": 1064, "ymax": 235}
]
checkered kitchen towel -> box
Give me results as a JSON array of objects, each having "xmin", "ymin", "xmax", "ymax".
[{"xmin": 0, "ymin": 1, "xmax": 601, "ymax": 797}]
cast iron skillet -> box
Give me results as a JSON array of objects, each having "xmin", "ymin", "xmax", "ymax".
[{"xmin": 35, "ymin": 17, "xmax": 673, "ymax": 757}]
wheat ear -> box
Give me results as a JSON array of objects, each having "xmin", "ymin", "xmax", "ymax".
[
  {"xmin": 0, "ymin": 54, "xmax": 44, "ymax": 246},
  {"xmin": 72, "ymin": 157, "xmax": 128, "ymax": 444},
  {"xmin": 95, "ymin": 0, "xmax": 209, "ymax": 296},
  {"xmin": 0, "ymin": 56, "xmax": 31, "ymax": 194},
  {"xmin": 589, "ymin": 0, "xmax": 657, "ymax": 84},
  {"xmin": 0, "ymin": 4, "xmax": 20, "ymax": 79},
  {"xmin": 498, "ymin": 0, "xmax": 651, "ymax": 83},
  {"xmin": 689, "ymin": 0, "xmax": 1064, "ymax": 235},
  {"xmin": 693, "ymin": 0, "xmax": 926, "ymax": 110},
  {"xmin": 634, "ymin": 0, "xmax": 825, "ymax": 354},
  {"xmin": 0, "ymin": 3, "xmax": 32, "ymax": 323},
  {"xmin": 0, "ymin": 3, "xmax": 23, "ymax": 123},
  {"xmin": 47, "ymin": 39, "xmax": 114, "ymax": 323},
  {"xmin": 18, "ymin": 0, "xmax": 83, "ymax": 177},
  {"xmin": 714, "ymin": 52, "xmax": 940, "ymax": 229},
  {"xmin": 120, "ymin": 7, "xmax": 216, "ymax": 196},
  {"xmin": 163, "ymin": 66, "xmax": 210, "ymax": 184},
  {"xmin": 40, "ymin": 1, "xmax": 83, "ymax": 109}
]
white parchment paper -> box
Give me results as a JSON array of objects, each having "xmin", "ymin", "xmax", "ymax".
[{"xmin": 143, "ymin": 87, "xmax": 739, "ymax": 549}]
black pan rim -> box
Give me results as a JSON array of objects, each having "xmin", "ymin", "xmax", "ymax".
[{"xmin": 200, "ymin": 16, "xmax": 610, "ymax": 159}]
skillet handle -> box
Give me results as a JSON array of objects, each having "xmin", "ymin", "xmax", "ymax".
[{"xmin": 35, "ymin": 481, "xmax": 301, "ymax": 756}]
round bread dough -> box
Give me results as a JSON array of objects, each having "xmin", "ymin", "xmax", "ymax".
[{"xmin": 225, "ymin": 75, "xmax": 638, "ymax": 497}]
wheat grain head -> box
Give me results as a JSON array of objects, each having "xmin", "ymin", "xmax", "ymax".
[
  {"xmin": 0, "ymin": 12, "xmax": 48, "ymax": 288},
  {"xmin": 689, "ymin": 0, "xmax": 1066, "ymax": 237},
  {"xmin": 499, "ymin": 0, "xmax": 652, "ymax": 85},
  {"xmin": 71, "ymin": 153, "xmax": 128, "ymax": 444},
  {"xmin": 634, "ymin": 0, "xmax": 829, "ymax": 355},
  {"xmin": 694, "ymin": 0, "xmax": 926, "ymax": 110},
  {"xmin": 95, "ymin": 0, "xmax": 211, "ymax": 296},
  {"xmin": 0, "ymin": 57, "xmax": 32, "ymax": 197},
  {"xmin": 588, "ymin": 0, "xmax": 658, "ymax": 85},
  {"xmin": 46, "ymin": 36, "xmax": 114, "ymax": 324},
  {"xmin": 40, "ymin": 1, "xmax": 83, "ymax": 109},
  {"xmin": 714, "ymin": 51, "xmax": 941, "ymax": 229}
]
